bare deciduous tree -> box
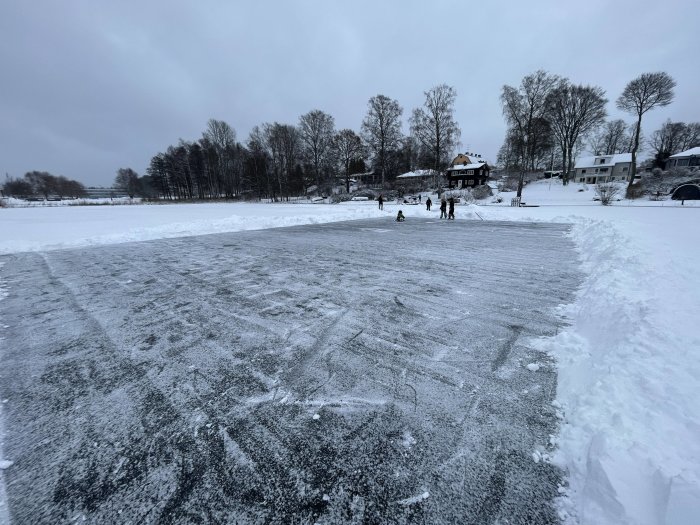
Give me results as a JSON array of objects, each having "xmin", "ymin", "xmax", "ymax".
[
  {"xmin": 203, "ymin": 119, "xmax": 240, "ymax": 197},
  {"xmin": 589, "ymin": 119, "xmax": 629, "ymax": 155},
  {"xmin": 361, "ymin": 94, "xmax": 403, "ymax": 188},
  {"xmin": 263, "ymin": 123, "xmax": 303, "ymax": 200},
  {"xmin": 115, "ymin": 168, "xmax": 140, "ymax": 198},
  {"xmin": 616, "ymin": 72, "xmax": 676, "ymax": 187},
  {"xmin": 501, "ymin": 70, "xmax": 560, "ymax": 196},
  {"xmin": 299, "ymin": 110, "xmax": 335, "ymax": 189},
  {"xmin": 409, "ymin": 84, "xmax": 461, "ymax": 173},
  {"xmin": 332, "ymin": 129, "xmax": 364, "ymax": 193},
  {"xmin": 546, "ymin": 81, "xmax": 607, "ymax": 184},
  {"xmin": 649, "ymin": 120, "xmax": 700, "ymax": 167}
]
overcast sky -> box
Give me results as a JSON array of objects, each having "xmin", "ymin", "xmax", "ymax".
[{"xmin": 2, "ymin": 0, "xmax": 698, "ymax": 187}]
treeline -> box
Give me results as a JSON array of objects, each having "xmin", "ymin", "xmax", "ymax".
[
  {"xmin": 2, "ymin": 171, "xmax": 86, "ymax": 199},
  {"xmin": 117, "ymin": 85, "xmax": 462, "ymax": 201},
  {"xmin": 497, "ymin": 70, "xmax": 692, "ymax": 196}
]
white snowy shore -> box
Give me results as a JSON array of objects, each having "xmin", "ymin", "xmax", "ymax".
[{"xmin": 1, "ymin": 180, "xmax": 698, "ymax": 524}]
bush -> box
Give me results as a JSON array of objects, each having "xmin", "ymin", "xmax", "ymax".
[
  {"xmin": 501, "ymin": 176, "xmax": 519, "ymax": 192},
  {"xmin": 471, "ymin": 184, "xmax": 492, "ymax": 200},
  {"xmin": 330, "ymin": 194, "xmax": 353, "ymax": 203},
  {"xmin": 595, "ymin": 182, "xmax": 623, "ymax": 205},
  {"xmin": 625, "ymin": 184, "xmax": 646, "ymax": 200}
]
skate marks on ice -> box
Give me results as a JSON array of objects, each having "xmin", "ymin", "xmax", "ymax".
[{"xmin": 0, "ymin": 218, "xmax": 580, "ymax": 523}]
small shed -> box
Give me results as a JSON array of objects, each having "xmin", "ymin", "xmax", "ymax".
[{"xmin": 671, "ymin": 184, "xmax": 700, "ymax": 201}]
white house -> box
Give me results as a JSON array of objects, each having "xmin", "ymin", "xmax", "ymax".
[
  {"xmin": 665, "ymin": 147, "xmax": 700, "ymax": 170},
  {"xmin": 573, "ymin": 153, "xmax": 632, "ymax": 184}
]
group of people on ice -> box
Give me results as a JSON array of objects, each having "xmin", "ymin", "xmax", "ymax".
[{"xmin": 379, "ymin": 194, "xmax": 454, "ymax": 222}]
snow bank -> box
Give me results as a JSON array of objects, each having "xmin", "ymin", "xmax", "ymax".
[
  {"xmin": 534, "ymin": 218, "xmax": 700, "ymax": 524},
  {"xmin": 0, "ymin": 202, "xmax": 395, "ymax": 254}
]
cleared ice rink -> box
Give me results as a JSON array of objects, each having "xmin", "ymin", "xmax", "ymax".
[{"xmin": 0, "ymin": 217, "xmax": 580, "ymax": 523}]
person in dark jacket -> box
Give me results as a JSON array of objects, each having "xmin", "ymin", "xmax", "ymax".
[
  {"xmin": 426, "ymin": 197, "xmax": 432, "ymax": 211},
  {"xmin": 448, "ymin": 197, "xmax": 455, "ymax": 220},
  {"xmin": 378, "ymin": 194, "xmax": 384, "ymax": 210},
  {"xmin": 396, "ymin": 209, "xmax": 405, "ymax": 222},
  {"xmin": 440, "ymin": 197, "xmax": 447, "ymax": 219}
]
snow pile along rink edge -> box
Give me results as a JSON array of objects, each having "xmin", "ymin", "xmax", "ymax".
[{"xmin": 535, "ymin": 219, "xmax": 700, "ymax": 525}]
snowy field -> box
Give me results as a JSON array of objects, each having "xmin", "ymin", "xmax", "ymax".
[{"xmin": 1, "ymin": 179, "xmax": 699, "ymax": 524}]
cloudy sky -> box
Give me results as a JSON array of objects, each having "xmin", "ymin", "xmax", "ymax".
[{"xmin": 2, "ymin": 0, "xmax": 698, "ymax": 187}]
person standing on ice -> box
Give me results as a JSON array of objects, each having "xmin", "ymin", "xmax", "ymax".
[
  {"xmin": 448, "ymin": 197, "xmax": 455, "ymax": 220},
  {"xmin": 426, "ymin": 197, "xmax": 432, "ymax": 211},
  {"xmin": 440, "ymin": 197, "xmax": 447, "ymax": 219},
  {"xmin": 378, "ymin": 194, "xmax": 384, "ymax": 210}
]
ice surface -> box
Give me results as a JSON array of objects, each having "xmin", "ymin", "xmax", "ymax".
[{"xmin": 0, "ymin": 218, "xmax": 578, "ymax": 522}]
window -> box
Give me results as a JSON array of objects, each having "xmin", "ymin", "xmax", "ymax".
[
  {"xmin": 466, "ymin": 169, "xmax": 474, "ymax": 175},
  {"xmin": 579, "ymin": 178, "xmax": 584, "ymax": 182},
  {"xmin": 599, "ymin": 158, "xmax": 606, "ymax": 164},
  {"xmin": 600, "ymin": 168, "xmax": 608, "ymax": 173},
  {"xmin": 622, "ymin": 167, "xmax": 628, "ymax": 171},
  {"xmin": 581, "ymin": 169, "xmax": 587, "ymax": 174}
]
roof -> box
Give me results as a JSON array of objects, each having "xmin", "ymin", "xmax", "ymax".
[
  {"xmin": 574, "ymin": 153, "xmax": 632, "ymax": 169},
  {"xmin": 447, "ymin": 162, "xmax": 487, "ymax": 171},
  {"xmin": 669, "ymin": 147, "xmax": 700, "ymax": 158},
  {"xmin": 396, "ymin": 169, "xmax": 438, "ymax": 179}
]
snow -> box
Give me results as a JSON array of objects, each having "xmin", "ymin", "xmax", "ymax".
[
  {"xmin": 447, "ymin": 162, "xmax": 486, "ymax": 170},
  {"xmin": 1, "ymin": 179, "xmax": 699, "ymax": 523},
  {"xmin": 396, "ymin": 169, "xmax": 436, "ymax": 178},
  {"xmin": 669, "ymin": 146, "xmax": 700, "ymax": 158},
  {"xmin": 397, "ymin": 491, "xmax": 430, "ymax": 506},
  {"xmin": 575, "ymin": 153, "xmax": 632, "ymax": 169}
]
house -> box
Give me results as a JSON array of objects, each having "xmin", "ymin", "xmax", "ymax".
[
  {"xmin": 351, "ymin": 171, "xmax": 380, "ymax": 187},
  {"xmin": 573, "ymin": 153, "xmax": 632, "ymax": 184},
  {"xmin": 84, "ymin": 187, "xmax": 130, "ymax": 199},
  {"xmin": 665, "ymin": 147, "xmax": 700, "ymax": 170},
  {"xmin": 445, "ymin": 153, "xmax": 490, "ymax": 189},
  {"xmin": 395, "ymin": 169, "xmax": 441, "ymax": 191}
]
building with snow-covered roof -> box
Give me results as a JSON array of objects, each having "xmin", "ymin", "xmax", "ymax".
[
  {"xmin": 445, "ymin": 153, "xmax": 490, "ymax": 189},
  {"xmin": 573, "ymin": 153, "xmax": 632, "ymax": 184},
  {"xmin": 665, "ymin": 147, "xmax": 700, "ymax": 170},
  {"xmin": 395, "ymin": 169, "xmax": 441, "ymax": 191}
]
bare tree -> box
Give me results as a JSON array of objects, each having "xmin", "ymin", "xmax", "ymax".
[
  {"xmin": 263, "ymin": 123, "xmax": 303, "ymax": 200},
  {"xmin": 595, "ymin": 182, "xmax": 622, "ymax": 205},
  {"xmin": 24, "ymin": 171, "xmax": 55, "ymax": 199},
  {"xmin": 589, "ymin": 120, "xmax": 629, "ymax": 155},
  {"xmin": 2, "ymin": 176, "xmax": 34, "ymax": 198},
  {"xmin": 501, "ymin": 70, "xmax": 560, "ymax": 196},
  {"xmin": 299, "ymin": 110, "xmax": 335, "ymax": 189},
  {"xmin": 361, "ymin": 94, "xmax": 403, "ymax": 188},
  {"xmin": 409, "ymin": 84, "xmax": 461, "ymax": 173},
  {"xmin": 115, "ymin": 168, "xmax": 140, "ymax": 198},
  {"xmin": 616, "ymin": 72, "xmax": 676, "ymax": 188},
  {"xmin": 203, "ymin": 119, "xmax": 239, "ymax": 197},
  {"xmin": 649, "ymin": 120, "xmax": 700, "ymax": 166},
  {"xmin": 546, "ymin": 81, "xmax": 607, "ymax": 184},
  {"xmin": 333, "ymin": 129, "xmax": 364, "ymax": 193}
]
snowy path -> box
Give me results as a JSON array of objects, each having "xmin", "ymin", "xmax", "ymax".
[{"xmin": 0, "ymin": 218, "xmax": 580, "ymax": 523}]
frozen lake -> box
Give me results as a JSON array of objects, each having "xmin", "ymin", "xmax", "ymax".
[{"xmin": 0, "ymin": 218, "xmax": 580, "ymax": 523}]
